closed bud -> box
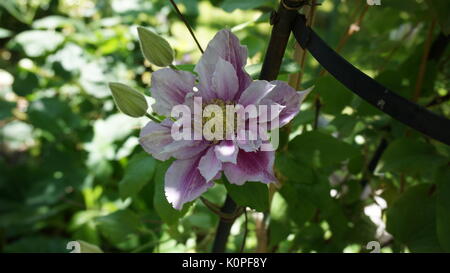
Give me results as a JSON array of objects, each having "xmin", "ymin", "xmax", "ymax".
[
  {"xmin": 137, "ymin": 26, "xmax": 174, "ymax": 67},
  {"xmin": 109, "ymin": 82, "xmax": 148, "ymax": 118}
]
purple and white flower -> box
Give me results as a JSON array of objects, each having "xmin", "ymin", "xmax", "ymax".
[{"xmin": 139, "ymin": 29, "xmax": 310, "ymax": 210}]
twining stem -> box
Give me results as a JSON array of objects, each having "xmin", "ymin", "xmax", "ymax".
[
  {"xmin": 288, "ymin": 0, "xmax": 318, "ymax": 90},
  {"xmin": 378, "ymin": 23, "xmax": 419, "ymax": 72},
  {"xmin": 312, "ymin": 95, "xmax": 321, "ymax": 130},
  {"xmin": 335, "ymin": 4, "xmax": 369, "ymax": 53},
  {"xmin": 211, "ymin": 194, "xmax": 238, "ymax": 252},
  {"xmin": 319, "ymin": 2, "xmax": 369, "ymax": 76},
  {"xmin": 168, "ymin": 0, "xmax": 204, "ymax": 53},
  {"xmin": 361, "ymin": 137, "xmax": 388, "ymax": 188},
  {"xmin": 426, "ymin": 94, "xmax": 450, "ymax": 108},
  {"xmin": 405, "ymin": 19, "xmax": 437, "ymax": 140},
  {"xmin": 239, "ymin": 208, "xmax": 248, "ymax": 253},
  {"xmin": 412, "ymin": 20, "xmax": 437, "ymax": 102},
  {"xmin": 201, "ymin": 196, "xmax": 243, "ymax": 221}
]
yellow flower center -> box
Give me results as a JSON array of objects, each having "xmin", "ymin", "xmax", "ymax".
[{"xmin": 202, "ymin": 99, "xmax": 237, "ymax": 142}]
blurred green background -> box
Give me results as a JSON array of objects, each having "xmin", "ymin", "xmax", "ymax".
[{"xmin": 0, "ymin": 0, "xmax": 449, "ymax": 253}]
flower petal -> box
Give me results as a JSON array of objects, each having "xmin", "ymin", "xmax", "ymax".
[
  {"xmin": 139, "ymin": 119, "xmax": 174, "ymax": 160},
  {"xmin": 195, "ymin": 29, "xmax": 251, "ymax": 101},
  {"xmin": 238, "ymin": 80, "xmax": 275, "ymax": 107},
  {"xmin": 236, "ymin": 138, "xmax": 262, "ymax": 152},
  {"xmin": 212, "ymin": 58, "xmax": 239, "ymax": 101},
  {"xmin": 223, "ymin": 150, "xmax": 276, "ymax": 185},
  {"xmin": 139, "ymin": 118, "xmax": 207, "ymax": 160},
  {"xmin": 198, "ymin": 147, "xmax": 222, "ymax": 181},
  {"xmin": 165, "ymin": 154, "xmax": 214, "ymax": 210},
  {"xmin": 214, "ymin": 140, "xmax": 238, "ymax": 163},
  {"xmin": 260, "ymin": 81, "xmax": 312, "ymax": 129},
  {"xmin": 151, "ymin": 68, "xmax": 196, "ymax": 116}
]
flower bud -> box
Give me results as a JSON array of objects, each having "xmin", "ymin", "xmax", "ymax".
[
  {"xmin": 109, "ymin": 82, "xmax": 148, "ymax": 118},
  {"xmin": 137, "ymin": 27, "xmax": 174, "ymax": 67}
]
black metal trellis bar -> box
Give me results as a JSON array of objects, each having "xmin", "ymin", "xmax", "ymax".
[{"xmin": 292, "ymin": 14, "xmax": 450, "ymax": 145}]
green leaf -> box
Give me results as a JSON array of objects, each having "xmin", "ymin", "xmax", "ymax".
[
  {"xmin": 12, "ymin": 70, "xmax": 39, "ymax": 97},
  {"xmin": 0, "ymin": 100, "xmax": 15, "ymax": 120},
  {"xmin": 153, "ymin": 160, "xmax": 188, "ymax": 225},
  {"xmin": 378, "ymin": 138, "xmax": 447, "ymax": 174},
  {"xmin": 4, "ymin": 236, "xmax": 68, "ymax": 253},
  {"xmin": 221, "ymin": 0, "xmax": 276, "ymax": 12},
  {"xmin": 329, "ymin": 114, "xmax": 358, "ymax": 138},
  {"xmin": 436, "ymin": 166, "xmax": 450, "ymax": 252},
  {"xmin": 426, "ymin": 0, "xmax": 450, "ymax": 35},
  {"xmin": 348, "ymin": 154, "xmax": 364, "ymax": 174},
  {"xmin": 289, "ymin": 131, "xmax": 359, "ymax": 168},
  {"xmin": 96, "ymin": 210, "xmax": 142, "ymax": 246},
  {"xmin": 77, "ymin": 240, "xmax": 103, "ymax": 253},
  {"xmin": 119, "ymin": 153, "xmax": 156, "ymax": 199},
  {"xmin": 0, "ymin": 0, "xmax": 33, "ymax": 24},
  {"xmin": 224, "ymin": 180, "xmax": 269, "ymax": 212},
  {"xmin": 275, "ymin": 152, "xmax": 315, "ymax": 184},
  {"xmin": 137, "ymin": 27, "xmax": 174, "ymax": 67},
  {"xmin": 278, "ymin": 182, "xmax": 315, "ymax": 227},
  {"xmin": 0, "ymin": 27, "xmax": 12, "ymax": 39},
  {"xmin": 27, "ymin": 97, "xmax": 74, "ymax": 136},
  {"xmin": 315, "ymin": 75, "xmax": 353, "ymax": 115},
  {"xmin": 386, "ymin": 184, "xmax": 443, "ymax": 252},
  {"xmin": 32, "ymin": 15, "xmax": 74, "ymax": 30},
  {"xmin": 109, "ymin": 82, "xmax": 148, "ymax": 118},
  {"xmin": 268, "ymin": 192, "xmax": 290, "ymax": 247}
]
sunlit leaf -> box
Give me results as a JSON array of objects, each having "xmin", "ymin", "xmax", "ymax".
[
  {"xmin": 224, "ymin": 180, "xmax": 269, "ymax": 212},
  {"xmin": 119, "ymin": 152, "xmax": 156, "ymax": 199},
  {"xmin": 387, "ymin": 184, "xmax": 443, "ymax": 252},
  {"xmin": 13, "ymin": 30, "xmax": 64, "ymax": 57}
]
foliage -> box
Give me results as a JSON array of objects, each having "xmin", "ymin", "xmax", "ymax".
[{"xmin": 0, "ymin": 0, "xmax": 449, "ymax": 253}]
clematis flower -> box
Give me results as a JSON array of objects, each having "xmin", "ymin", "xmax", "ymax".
[{"xmin": 139, "ymin": 29, "xmax": 310, "ymax": 210}]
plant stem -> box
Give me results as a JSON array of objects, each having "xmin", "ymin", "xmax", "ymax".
[
  {"xmin": 312, "ymin": 95, "xmax": 321, "ymax": 130},
  {"xmin": 288, "ymin": 0, "xmax": 317, "ymax": 89},
  {"xmin": 211, "ymin": 194, "xmax": 238, "ymax": 252},
  {"xmin": 145, "ymin": 113, "xmax": 161, "ymax": 123},
  {"xmin": 168, "ymin": 0, "xmax": 204, "ymax": 54},
  {"xmin": 361, "ymin": 137, "xmax": 388, "ymax": 188},
  {"xmin": 319, "ymin": 2, "xmax": 369, "ymax": 76},
  {"xmin": 412, "ymin": 20, "xmax": 436, "ymax": 102},
  {"xmin": 239, "ymin": 208, "xmax": 248, "ymax": 253}
]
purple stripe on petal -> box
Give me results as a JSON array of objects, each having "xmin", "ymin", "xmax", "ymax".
[
  {"xmin": 165, "ymin": 153, "xmax": 214, "ymax": 210},
  {"xmin": 198, "ymin": 147, "xmax": 222, "ymax": 181},
  {"xmin": 223, "ymin": 149, "xmax": 276, "ymax": 185},
  {"xmin": 236, "ymin": 138, "xmax": 262, "ymax": 152},
  {"xmin": 151, "ymin": 68, "xmax": 196, "ymax": 116},
  {"xmin": 139, "ymin": 118, "xmax": 208, "ymax": 161}
]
